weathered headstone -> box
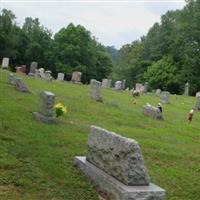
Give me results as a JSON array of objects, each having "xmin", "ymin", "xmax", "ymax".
[
  {"xmin": 90, "ymin": 79, "xmax": 102, "ymax": 102},
  {"xmin": 38, "ymin": 68, "xmax": 45, "ymax": 78},
  {"xmin": 196, "ymin": 91, "xmax": 200, "ymax": 97},
  {"xmin": 156, "ymin": 89, "xmax": 161, "ymax": 95},
  {"xmin": 33, "ymin": 91, "xmax": 56, "ymax": 123},
  {"xmin": 71, "ymin": 71, "xmax": 82, "ymax": 84},
  {"xmin": 160, "ymin": 91, "xmax": 170, "ymax": 104},
  {"xmin": 45, "ymin": 70, "xmax": 53, "ymax": 82},
  {"xmin": 14, "ymin": 77, "xmax": 29, "ymax": 92},
  {"xmin": 57, "ymin": 73, "xmax": 64, "ymax": 81},
  {"xmin": 29, "ymin": 62, "xmax": 38, "ymax": 75},
  {"xmin": 8, "ymin": 73, "xmax": 16, "ymax": 85},
  {"xmin": 101, "ymin": 79, "xmax": 111, "ymax": 88},
  {"xmin": 143, "ymin": 104, "xmax": 163, "ymax": 120},
  {"xmin": 195, "ymin": 96, "xmax": 200, "ymax": 111},
  {"xmin": 1, "ymin": 57, "xmax": 9, "ymax": 69},
  {"xmin": 75, "ymin": 126, "xmax": 166, "ymax": 200},
  {"xmin": 135, "ymin": 83, "xmax": 145, "ymax": 93},
  {"xmin": 115, "ymin": 81, "xmax": 122, "ymax": 90},
  {"xmin": 184, "ymin": 82, "xmax": 189, "ymax": 96}
]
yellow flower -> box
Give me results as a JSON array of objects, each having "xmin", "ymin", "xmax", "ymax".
[{"xmin": 54, "ymin": 102, "xmax": 63, "ymax": 109}]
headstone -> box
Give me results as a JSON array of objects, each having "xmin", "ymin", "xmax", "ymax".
[
  {"xmin": 143, "ymin": 103, "xmax": 163, "ymax": 120},
  {"xmin": 184, "ymin": 82, "xmax": 189, "ymax": 96},
  {"xmin": 35, "ymin": 69, "xmax": 40, "ymax": 78},
  {"xmin": 45, "ymin": 70, "xmax": 53, "ymax": 82},
  {"xmin": 75, "ymin": 126, "xmax": 166, "ymax": 200},
  {"xmin": 160, "ymin": 91, "xmax": 170, "ymax": 104},
  {"xmin": 38, "ymin": 68, "xmax": 45, "ymax": 78},
  {"xmin": 156, "ymin": 89, "xmax": 161, "ymax": 95},
  {"xmin": 16, "ymin": 65, "xmax": 26, "ymax": 75},
  {"xmin": 33, "ymin": 91, "xmax": 56, "ymax": 123},
  {"xmin": 196, "ymin": 91, "xmax": 200, "ymax": 97},
  {"xmin": 90, "ymin": 79, "xmax": 102, "ymax": 102},
  {"xmin": 115, "ymin": 81, "xmax": 122, "ymax": 90},
  {"xmin": 57, "ymin": 73, "xmax": 64, "ymax": 81},
  {"xmin": 135, "ymin": 83, "xmax": 145, "ymax": 93},
  {"xmin": 144, "ymin": 82, "xmax": 148, "ymax": 93},
  {"xmin": 71, "ymin": 71, "xmax": 82, "ymax": 84},
  {"xmin": 195, "ymin": 96, "xmax": 200, "ymax": 111},
  {"xmin": 1, "ymin": 57, "xmax": 9, "ymax": 69},
  {"xmin": 101, "ymin": 79, "xmax": 111, "ymax": 88},
  {"xmin": 29, "ymin": 62, "xmax": 38, "ymax": 75},
  {"xmin": 14, "ymin": 77, "xmax": 29, "ymax": 92},
  {"xmin": 8, "ymin": 73, "xmax": 15, "ymax": 85},
  {"xmin": 122, "ymin": 79, "xmax": 126, "ymax": 90}
]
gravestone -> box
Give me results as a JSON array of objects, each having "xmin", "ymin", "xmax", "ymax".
[
  {"xmin": 135, "ymin": 83, "xmax": 145, "ymax": 93},
  {"xmin": 71, "ymin": 71, "xmax": 82, "ymax": 84},
  {"xmin": 196, "ymin": 91, "xmax": 200, "ymax": 97},
  {"xmin": 195, "ymin": 96, "xmax": 200, "ymax": 111},
  {"xmin": 143, "ymin": 104, "xmax": 163, "ymax": 120},
  {"xmin": 16, "ymin": 65, "xmax": 26, "ymax": 75},
  {"xmin": 14, "ymin": 77, "xmax": 29, "ymax": 92},
  {"xmin": 33, "ymin": 91, "xmax": 56, "ymax": 123},
  {"xmin": 101, "ymin": 79, "xmax": 111, "ymax": 88},
  {"xmin": 8, "ymin": 73, "xmax": 16, "ymax": 85},
  {"xmin": 29, "ymin": 62, "xmax": 38, "ymax": 75},
  {"xmin": 115, "ymin": 81, "xmax": 122, "ymax": 90},
  {"xmin": 184, "ymin": 82, "xmax": 189, "ymax": 96},
  {"xmin": 156, "ymin": 89, "xmax": 161, "ymax": 95},
  {"xmin": 1, "ymin": 57, "xmax": 9, "ymax": 69},
  {"xmin": 160, "ymin": 91, "xmax": 170, "ymax": 104},
  {"xmin": 75, "ymin": 126, "xmax": 166, "ymax": 200},
  {"xmin": 38, "ymin": 68, "xmax": 45, "ymax": 78},
  {"xmin": 144, "ymin": 82, "xmax": 148, "ymax": 93},
  {"xmin": 45, "ymin": 70, "xmax": 53, "ymax": 82},
  {"xmin": 57, "ymin": 73, "xmax": 64, "ymax": 81},
  {"xmin": 90, "ymin": 79, "xmax": 102, "ymax": 102}
]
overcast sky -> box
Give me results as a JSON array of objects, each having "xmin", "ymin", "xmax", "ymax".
[{"xmin": 2, "ymin": 0, "xmax": 186, "ymax": 48}]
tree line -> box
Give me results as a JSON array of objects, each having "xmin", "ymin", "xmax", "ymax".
[
  {"xmin": 0, "ymin": 9, "xmax": 112, "ymax": 83},
  {"xmin": 110, "ymin": 0, "xmax": 200, "ymax": 95}
]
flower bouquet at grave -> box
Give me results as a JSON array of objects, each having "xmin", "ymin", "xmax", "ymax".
[{"xmin": 54, "ymin": 102, "xmax": 67, "ymax": 118}]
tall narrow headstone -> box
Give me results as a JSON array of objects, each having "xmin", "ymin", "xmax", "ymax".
[
  {"xmin": 160, "ymin": 91, "xmax": 170, "ymax": 104},
  {"xmin": 184, "ymin": 82, "xmax": 189, "ymax": 96},
  {"xmin": 33, "ymin": 91, "xmax": 56, "ymax": 123},
  {"xmin": 57, "ymin": 73, "xmax": 64, "ymax": 81},
  {"xmin": 1, "ymin": 57, "xmax": 9, "ymax": 69},
  {"xmin": 75, "ymin": 126, "xmax": 166, "ymax": 200},
  {"xmin": 115, "ymin": 81, "xmax": 122, "ymax": 90},
  {"xmin": 90, "ymin": 79, "xmax": 102, "ymax": 102},
  {"xmin": 29, "ymin": 62, "xmax": 38, "ymax": 75},
  {"xmin": 195, "ymin": 96, "xmax": 200, "ymax": 111}
]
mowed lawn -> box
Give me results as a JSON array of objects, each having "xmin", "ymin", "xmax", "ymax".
[{"xmin": 0, "ymin": 69, "xmax": 200, "ymax": 200}]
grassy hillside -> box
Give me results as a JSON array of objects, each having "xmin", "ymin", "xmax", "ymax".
[{"xmin": 0, "ymin": 69, "xmax": 200, "ymax": 200}]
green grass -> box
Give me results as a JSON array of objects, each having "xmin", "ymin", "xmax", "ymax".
[{"xmin": 0, "ymin": 69, "xmax": 200, "ymax": 200}]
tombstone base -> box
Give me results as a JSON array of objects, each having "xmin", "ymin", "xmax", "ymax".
[
  {"xmin": 33, "ymin": 112, "xmax": 57, "ymax": 124},
  {"xmin": 74, "ymin": 156, "xmax": 166, "ymax": 200}
]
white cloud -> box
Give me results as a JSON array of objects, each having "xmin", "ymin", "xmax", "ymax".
[{"xmin": 2, "ymin": 1, "xmax": 186, "ymax": 48}]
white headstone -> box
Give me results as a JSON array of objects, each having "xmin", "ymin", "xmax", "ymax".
[
  {"xmin": 115, "ymin": 81, "xmax": 122, "ymax": 90},
  {"xmin": 196, "ymin": 91, "xmax": 200, "ymax": 97},
  {"xmin": 2, "ymin": 57, "xmax": 9, "ymax": 69},
  {"xmin": 57, "ymin": 73, "xmax": 64, "ymax": 81},
  {"xmin": 160, "ymin": 91, "xmax": 170, "ymax": 104},
  {"xmin": 90, "ymin": 79, "xmax": 102, "ymax": 102},
  {"xmin": 184, "ymin": 82, "xmax": 189, "ymax": 96},
  {"xmin": 102, "ymin": 79, "xmax": 111, "ymax": 88},
  {"xmin": 71, "ymin": 71, "xmax": 82, "ymax": 83}
]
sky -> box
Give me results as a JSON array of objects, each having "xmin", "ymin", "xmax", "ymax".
[{"xmin": 2, "ymin": 0, "xmax": 186, "ymax": 49}]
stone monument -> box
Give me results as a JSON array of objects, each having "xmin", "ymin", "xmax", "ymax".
[
  {"xmin": 75, "ymin": 126, "xmax": 166, "ymax": 200},
  {"xmin": 101, "ymin": 79, "xmax": 111, "ymax": 88},
  {"xmin": 196, "ymin": 91, "xmax": 200, "ymax": 97},
  {"xmin": 160, "ymin": 91, "xmax": 170, "ymax": 104},
  {"xmin": 184, "ymin": 82, "xmax": 189, "ymax": 96},
  {"xmin": 115, "ymin": 81, "xmax": 122, "ymax": 90},
  {"xmin": 57, "ymin": 73, "xmax": 64, "ymax": 81},
  {"xmin": 14, "ymin": 77, "xmax": 29, "ymax": 92},
  {"xmin": 143, "ymin": 103, "xmax": 163, "ymax": 120},
  {"xmin": 45, "ymin": 70, "xmax": 52, "ymax": 81},
  {"xmin": 195, "ymin": 96, "xmax": 200, "ymax": 111},
  {"xmin": 156, "ymin": 89, "xmax": 162, "ymax": 95},
  {"xmin": 28, "ymin": 62, "xmax": 38, "ymax": 75},
  {"xmin": 90, "ymin": 79, "xmax": 102, "ymax": 102},
  {"xmin": 8, "ymin": 73, "xmax": 16, "ymax": 85},
  {"xmin": 1, "ymin": 57, "xmax": 9, "ymax": 69},
  {"xmin": 71, "ymin": 71, "xmax": 82, "ymax": 84},
  {"xmin": 33, "ymin": 91, "xmax": 56, "ymax": 123}
]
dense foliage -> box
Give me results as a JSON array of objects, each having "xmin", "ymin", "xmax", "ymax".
[
  {"xmin": 0, "ymin": 9, "xmax": 112, "ymax": 83},
  {"xmin": 111, "ymin": 0, "xmax": 200, "ymax": 95}
]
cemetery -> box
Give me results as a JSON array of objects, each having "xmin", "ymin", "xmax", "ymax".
[
  {"xmin": 1, "ymin": 1, "xmax": 200, "ymax": 199},
  {"xmin": 0, "ymin": 69, "xmax": 200, "ymax": 200}
]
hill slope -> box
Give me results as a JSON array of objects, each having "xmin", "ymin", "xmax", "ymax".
[{"xmin": 0, "ymin": 69, "xmax": 200, "ymax": 200}]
